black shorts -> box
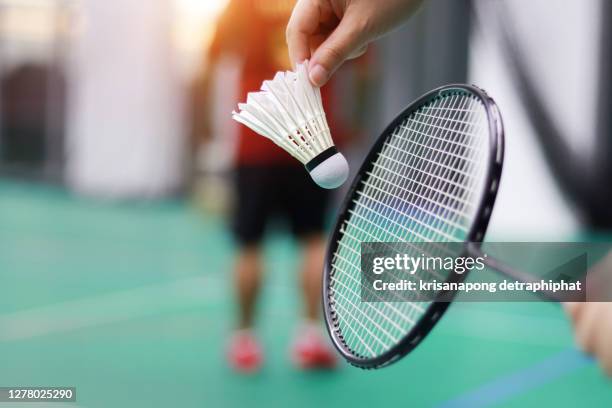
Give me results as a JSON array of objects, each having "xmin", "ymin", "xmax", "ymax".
[{"xmin": 232, "ymin": 165, "xmax": 331, "ymax": 246}]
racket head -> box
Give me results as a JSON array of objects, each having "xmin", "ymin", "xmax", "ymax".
[{"xmin": 323, "ymin": 84, "xmax": 504, "ymax": 369}]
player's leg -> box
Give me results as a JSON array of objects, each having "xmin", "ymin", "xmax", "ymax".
[
  {"xmin": 285, "ymin": 166, "xmax": 337, "ymax": 369},
  {"xmin": 234, "ymin": 243, "xmax": 263, "ymax": 329},
  {"xmin": 300, "ymin": 233, "xmax": 327, "ymax": 321},
  {"xmin": 227, "ymin": 166, "xmax": 269, "ymax": 373}
]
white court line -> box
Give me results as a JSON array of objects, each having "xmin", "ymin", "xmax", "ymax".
[
  {"xmin": 0, "ymin": 276, "xmax": 226, "ymax": 342},
  {"xmin": 0, "ymin": 276, "xmax": 568, "ymax": 347}
]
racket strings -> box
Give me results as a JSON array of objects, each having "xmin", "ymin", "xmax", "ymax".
[{"xmin": 329, "ymin": 93, "xmax": 491, "ymax": 359}]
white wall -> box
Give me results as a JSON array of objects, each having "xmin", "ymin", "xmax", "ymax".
[
  {"xmin": 66, "ymin": 0, "xmax": 185, "ymax": 198},
  {"xmin": 469, "ymin": 0, "xmax": 602, "ymax": 238}
]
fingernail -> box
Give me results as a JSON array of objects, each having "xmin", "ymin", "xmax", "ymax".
[{"xmin": 309, "ymin": 64, "xmax": 329, "ymax": 87}]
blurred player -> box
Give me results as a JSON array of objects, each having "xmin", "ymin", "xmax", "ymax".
[{"xmin": 195, "ymin": 0, "xmax": 358, "ymax": 373}]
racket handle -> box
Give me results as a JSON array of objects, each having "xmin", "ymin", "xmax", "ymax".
[{"xmin": 465, "ymin": 242, "xmax": 583, "ymax": 302}]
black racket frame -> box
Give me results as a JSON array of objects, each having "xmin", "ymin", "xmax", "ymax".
[{"xmin": 322, "ymin": 84, "xmax": 505, "ymax": 369}]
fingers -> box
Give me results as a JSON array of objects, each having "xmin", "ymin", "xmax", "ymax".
[
  {"xmin": 348, "ymin": 44, "xmax": 368, "ymax": 60},
  {"xmin": 575, "ymin": 302, "xmax": 602, "ymax": 355},
  {"xmin": 308, "ymin": 13, "xmax": 370, "ymax": 86},
  {"xmin": 286, "ymin": 0, "xmax": 322, "ymax": 68},
  {"xmin": 563, "ymin": 302, "xmax": 583, "ymax": 323},
  {"xmin": 567, "ymin": 300, "xmax": 612, "ymax": 377},
  {"xmin": 594, "ymin": 306, "xmax": 612, "ymax": 376}
]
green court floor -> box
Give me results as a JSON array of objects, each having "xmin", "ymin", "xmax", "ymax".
[{"xmin": 0, "ymin": 180, "xmax": 610, "ymax": 407}]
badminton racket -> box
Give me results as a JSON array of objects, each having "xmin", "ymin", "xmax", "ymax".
[{"xmin": 322, "ymin": 84, "xmax": 578, "ymax": 369}]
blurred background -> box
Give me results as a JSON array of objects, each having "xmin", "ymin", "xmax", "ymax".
[{"xmin": 1, "ymin": 0, "xmax": 611, "ymax": 406}]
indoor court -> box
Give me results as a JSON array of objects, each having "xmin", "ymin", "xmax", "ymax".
[
  {"xmin": 1, "ymin": 180, "xmax": 610, "ymax": 407},
  {"xmin": 2, "ymin": 0, "xmax": 612, "ymax": 406}
]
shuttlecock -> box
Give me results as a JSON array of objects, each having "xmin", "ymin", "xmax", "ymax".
[{"xmin": 232, "ymin": 62, "xmax": 349, "ymax": 189}]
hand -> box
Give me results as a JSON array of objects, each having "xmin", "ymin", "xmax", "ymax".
[
  {"xmin": 286, "ymin": 0, "xmax": 422, "ymax": 86},
  {"xmin": 564, "ymin": 302, "xmax": 612, "ymax": 376},
  {"xmin": 564, "ymin": 251, "xmax": 612, "ymax": 376}
]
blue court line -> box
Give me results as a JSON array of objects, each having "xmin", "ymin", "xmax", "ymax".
[{"xmin": 438, "ymin": 349, "xmax": 593, "ymax": 408}]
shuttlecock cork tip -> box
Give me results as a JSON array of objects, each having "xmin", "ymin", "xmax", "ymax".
[{"xmin": 305, "ymin": 147, "xmax": 349, "ymax": 189}]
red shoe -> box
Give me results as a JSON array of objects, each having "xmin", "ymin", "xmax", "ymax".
[
  {"xmin": 227, "ymin": 330, "xmax": 262, "ymax": 373},
  {"xmin": 291, "ymin": 323, "xmax": 338, "ymax": 370}
]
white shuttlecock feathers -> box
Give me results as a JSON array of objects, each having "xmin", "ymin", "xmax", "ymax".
[{"xmin": 232, "ymin": 62, "xmax": 349, "ymax": 189}]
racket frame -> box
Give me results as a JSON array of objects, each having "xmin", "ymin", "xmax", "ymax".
[{"xmin": 322, "ymin": 84, "xmax": 504, "ymax": 369}]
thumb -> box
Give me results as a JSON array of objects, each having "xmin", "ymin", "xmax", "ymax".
[{"xmin": 308, "ymin": 15, "xmax": 369, "ymax": 86}]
